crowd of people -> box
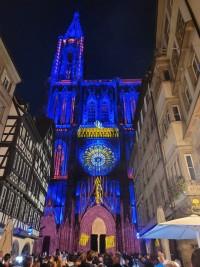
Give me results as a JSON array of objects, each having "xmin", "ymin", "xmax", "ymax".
[{"xmin": 0, "ymin": 249, "xmax": 200, "ymax": 267}]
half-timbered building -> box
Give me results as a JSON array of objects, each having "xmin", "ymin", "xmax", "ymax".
[{"xmin": 0, "ymin": 95, "xmax": 53, "ymax": 256}]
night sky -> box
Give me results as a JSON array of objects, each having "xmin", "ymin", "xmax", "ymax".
[{"xmin": 0, "ymin": 0, "xmax": 156, "ymax": 115}]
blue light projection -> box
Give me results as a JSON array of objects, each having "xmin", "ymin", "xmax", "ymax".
[
  {"xmin": 79, "ymin": 141, "xmax": 119, "ymax": 176},
  {"xmin": 44, "ymin": 181, "xmax": 68, "ymax": 224},
  {"xmin": 129, "ymin": 181, "xmax": 137, "ymax": 224},
  {"xmin": 75, "ymin": 179, "xmax": 120, "ymax": 215}
]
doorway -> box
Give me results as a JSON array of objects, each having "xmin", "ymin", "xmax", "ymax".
[
  {"xmin": 42, "ymin": 236, "xmax": 50, "ymax": 255},
  {"xmin": 90, "ymin": 234, "xmax": 106, "ymax": 253},
  {"xmin": 100, "ymin": 234, "xmax": 106, "ymax": 253},
  {"xmin": 91, "ymin": 234, "xmax": 98, "ymax": 251}
]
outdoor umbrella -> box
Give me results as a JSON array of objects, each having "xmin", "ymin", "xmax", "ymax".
[
  {"xmin": 0, "ymin": 218, "xmax": 13, "ymax": 255},
  {"xmin": 141, "ymin": 214, "xmax": 200, "ymax": 247}
]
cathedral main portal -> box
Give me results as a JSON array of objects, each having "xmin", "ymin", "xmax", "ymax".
[{"xmin": 78, "ymin": 205, "xmax": 116, "ymax": 253}]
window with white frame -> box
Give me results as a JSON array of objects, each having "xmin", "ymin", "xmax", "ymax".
[
  {"xmin": 6, "ymin": 191, "xmax": 14, "ymax": 214},
  {"xmin": 0, "ymin": 186, "xmax": 7, "ymax": 210},
  {"xmin": 176, "ymin": 10, "xmax": 185, "ymax": 47},
  {"xmin": 192, "ymin": 54, "xmax": 200, "ymax": 81},
  {"xmin": 162, "ymin": 109, "xmax": 171, "ymax": 133},
  {"xmin": 12, "ymin": 196, "xmax": 20, "ymax": 217},
  {"xmin": 2, "ymin": 75, "xmax": 10, "ymax": 90},
  {"xmin": 183, "ymin": 82, "xmax": 192, "ymax": 110},
  {"xmin": 185, "ymin": 154, "xmax": 196, "ymax": 180},
  {"xmin": 172, "ymin": 105, "xmax": 181, "ymax": 121}
]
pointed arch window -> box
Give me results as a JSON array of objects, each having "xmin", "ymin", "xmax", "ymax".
[
  {"xmin": 60, "ymin": 96, "xmax": 67, "ymax": 124},
  {"xmin": 54, "ymin": 139, "xmax": 68, "ymax": 179},
  {"xmin": 88, "ymin": 101, "xmax": 97, "ymax": 123},
  {"xmin": 100, "ymin": 100, "xmax": 109, "ymax": 123}
]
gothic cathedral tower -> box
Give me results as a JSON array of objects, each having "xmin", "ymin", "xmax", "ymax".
[{"xmin": 35, "ymin": 13, "xmax": 140, "ymax": 254}]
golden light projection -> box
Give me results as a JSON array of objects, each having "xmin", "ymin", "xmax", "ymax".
[
  {"xmin": 77, "ymin": 127, "xmax": 119, "ymax": 138},
  {"xmin": 106, "ymin": 235, "xmax": 115, "ymax": 249},
  {"xmin": 79, "ymin": 233, "xmax": 90, "ymax": 246},
  {"xmin": 95, "ymin": 176, "xmax": 104, "ymax": 204}
]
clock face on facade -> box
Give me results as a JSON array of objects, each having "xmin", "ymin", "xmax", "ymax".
[{"xmin": 79, "ymin": 144, "xmax": 118, "ymax": 175}]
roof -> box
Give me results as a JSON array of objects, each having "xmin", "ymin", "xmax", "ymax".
[{"xmin": 64, "ymin": 12, "xmax": 83, "ymax": 39}]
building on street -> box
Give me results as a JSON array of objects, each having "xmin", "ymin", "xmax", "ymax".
[
  {"xmin": 0, "ymin": 95, "xmax": 53, "ymax": 256},
  {"xmin": 0, "ymin": 38, "xmax": 21, "ymax": 142},
  {"xmin": 130, "ymin": 0, "xmax": 200, "ymax": 266}
]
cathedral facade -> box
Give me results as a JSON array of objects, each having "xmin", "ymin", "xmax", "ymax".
[{"xmin": 34, "ymin": 13, "xmax": 140, "ymax": 254}]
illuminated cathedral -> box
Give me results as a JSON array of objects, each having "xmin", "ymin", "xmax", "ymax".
[{"xmin": 34, "ymin": 12, "xmax": 141, "ymax": 254}]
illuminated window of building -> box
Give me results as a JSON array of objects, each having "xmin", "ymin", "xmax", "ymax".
[
  {"xmin": 184, "ymin": 154, "xmax": 196, "ymax": 180},
  {"xmin": 88, "ymin": 101, "xmax": 96, "ymax": 123},
  {"xmin": 172, "ymin": 105, "xmax": 181, "ymax": 121},
  {"xmin": 6, "ymin": 192, "xmax": 14, "ymax": 214},
  {"xmin": 12, "ymin": 197, "xmax": 20, "ymax": 217},
  {"xmin": 176, "ymin": 10, "xmax": 185, "ymax": 47},
  {"xmin": 0, "ymin": 186, "xmax": 7, "ymax": 210},
  {"xmin": 100, "ymin": 100, "xmax": 109, "ymax": 123},
  {"xmin": 2, "ymin": 75, "xmax": 10, "ymax": 91}
]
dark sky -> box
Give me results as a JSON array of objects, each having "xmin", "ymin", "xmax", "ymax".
[{"xmin": 0, "ymin": 0, "xmax": 156, "ymax": 115}]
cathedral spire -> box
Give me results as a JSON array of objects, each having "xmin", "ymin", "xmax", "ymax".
[
  {"xmin": 64, "ymin": 12, "xmax": 83, "ymax": 39},
  {"xmin": 50, "ymin": 12, "xmax": 84, "ymax": 82}
]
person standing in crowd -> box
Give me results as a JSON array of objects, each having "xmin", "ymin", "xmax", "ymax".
[
  {"xmin": 191, "ymin": 248, "xmax": 200, "ymax": 267},
  {"xmin": 22, "ymin": 257, "xmax": 33, "ymax": 267},
  {"xmin": 79, "ymin": 250, "xmax": 96, "ymax": 267},
  {"xmin": 163, "ymin": 261, "xmax": 179, "ymax": 267},
  {"xmin": 0, "ymin": 254, "xmax": 11, "ymax": 267}
]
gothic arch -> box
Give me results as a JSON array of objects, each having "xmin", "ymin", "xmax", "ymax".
[
  {"xmin": 21, "ymin": 242, "xmax": 30, "ymax": 256},
  {"xmin": 87, "ymin": 100, "xmax": 97, "ymax": 123},
  {"xmin": 78, "ymin": 205, "xmax": 116, "ymax": 252},
  {"xmin": 99, "ymin": 93, "xmax": 111, "ymax": 123},
  {"xmin": 12, "ymin": 240, "xmax": 19, "ymax": 256}
]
